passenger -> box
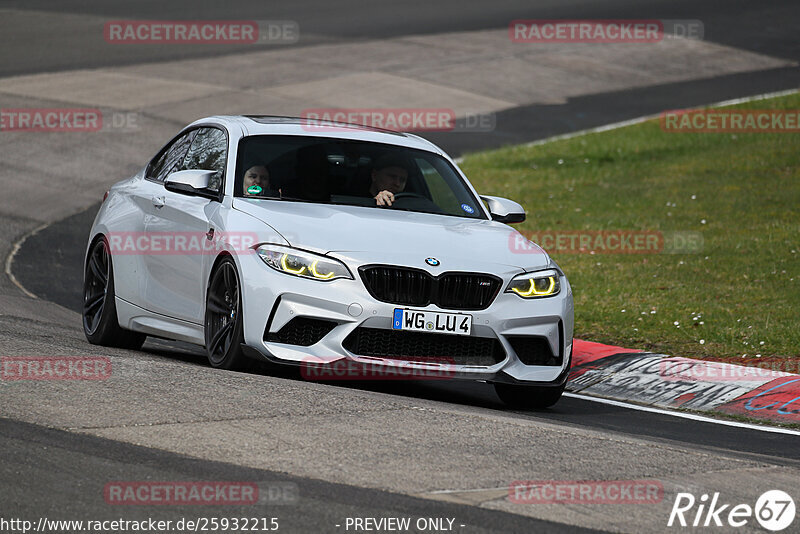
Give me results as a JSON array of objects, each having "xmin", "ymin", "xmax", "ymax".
[
  {"xmin": 242, "ymin": 164, "xmax": 272, "ymax": 196},
  {"xmin": 369, "ymin": 153, "xmax": 410, "ymax": 207}
]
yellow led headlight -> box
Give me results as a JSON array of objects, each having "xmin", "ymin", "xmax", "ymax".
[
  {"xmin": 280, "ymin": 253, "xmax": 307, "ymax": 275},
  {"xmin": 506, "ymin": 269, "xmax": 561, "ymax": 298},
  {"xmin": 310, "ymin": 260, "xmax": 335, "ymax": 280},
  {"xmin": 257, "ymin": 244, "xmax": 352, "ymax": 281}
]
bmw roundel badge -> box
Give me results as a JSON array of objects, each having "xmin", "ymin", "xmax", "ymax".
[{"xmin": 425, "ymin": 257, "xmax": 440, "ymax": 267}]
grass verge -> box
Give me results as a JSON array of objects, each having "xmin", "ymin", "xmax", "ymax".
[{"xmin": 460, "ymin": 93, "xmax": 800, "ymax": 365}]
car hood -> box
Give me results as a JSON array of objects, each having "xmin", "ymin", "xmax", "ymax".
[{"xmin": 233, "ymin": 198, "xmax": 551, "ymax": 272}]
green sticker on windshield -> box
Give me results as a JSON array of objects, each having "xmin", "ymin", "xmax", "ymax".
[{"xmin": 247, "ymin": 185, "xmax": 263, "ymax": 195}]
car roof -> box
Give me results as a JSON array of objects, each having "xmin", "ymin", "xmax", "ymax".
[{"xmin": 187, "ymin": 115, "xmax": 446, "ymax": 155}]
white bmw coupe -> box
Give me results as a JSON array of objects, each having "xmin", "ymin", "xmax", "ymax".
[{"xmin": 84, "ymin": 116, "xmax": 573, "ymax": 408}]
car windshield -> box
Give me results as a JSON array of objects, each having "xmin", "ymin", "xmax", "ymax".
[{"xmin": 234, "ymin": 135, "xmax": 486, "ymax": 219}]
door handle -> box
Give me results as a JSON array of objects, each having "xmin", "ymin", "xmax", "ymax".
[{"xmin": 152, "ymin": 195, "xmax": 165, "ymax": 208}]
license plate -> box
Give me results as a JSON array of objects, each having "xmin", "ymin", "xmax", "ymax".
[{"xmin": 392, "ymin": 309, "xmax": 472, "ymax": 336}]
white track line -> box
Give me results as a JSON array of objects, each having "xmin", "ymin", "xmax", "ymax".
[
  {"xmin": 428, "ymin": 486, "xmax": 508, "ymax": 495},
  {"xmin": 4, "ymin": 222, "xmax": 48, "ymax": 299},
  {"xmin": 454, "ymin": 87, "xmax": 800, "ymax": 164},
  {"xmin": 564, "ymin": 392, "xmax": 800, "ymax": 436},
  {"xmin": 521, "ymin": 87, "xmax": 800, "ymax": 148}
]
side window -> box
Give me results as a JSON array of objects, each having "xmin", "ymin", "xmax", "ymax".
[
  {"xmin": 180, "ymin": 127, "xmax": 227, "ymax": 192},
  {"xmin": 148, "ymin": 130, "xmax": 196, "ymax": 183}
]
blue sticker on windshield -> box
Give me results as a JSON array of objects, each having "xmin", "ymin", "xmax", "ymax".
[{"xmin": 461, "ymin": 203, "xmax": 475, "ymax": 214}]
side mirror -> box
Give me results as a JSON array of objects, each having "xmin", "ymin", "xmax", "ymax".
[
  {"xmin": 164, "ymin": 170, "xmax": 218, "ymax": 198},
  {"xmin": 480, "ymin": 195, "xmax": 526, "ymax": 224}
]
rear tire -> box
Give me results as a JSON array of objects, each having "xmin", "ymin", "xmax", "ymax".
[
  {"xmin": 82, "ymin": 237, "xmax": 147, "ymax": 350},
  {"xmin": 494, "ymin": 382, "xmax": 565, "ymax": 410},
  {"xmin": 204, "ymin": 257, "xmax": 248, "ymax": 370}
]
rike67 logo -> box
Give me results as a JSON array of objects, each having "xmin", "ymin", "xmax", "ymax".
[{"xmin": 668, "ymin": 490, "xmax": 795, "ymax": 531}]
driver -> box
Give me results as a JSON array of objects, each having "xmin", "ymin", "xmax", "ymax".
[{"xmin": 369, "ymin": 154, "xmax": 410, "ymax": 207}]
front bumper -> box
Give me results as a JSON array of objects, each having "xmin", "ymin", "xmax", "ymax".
[{"xmin": 238, "ymin": 251, "xmax": 574, "ymax": 384}]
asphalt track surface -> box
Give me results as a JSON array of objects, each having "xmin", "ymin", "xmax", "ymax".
[
  {"xmin": 2, "ymin": 0, "xmax": 798, "ymax": 77},
  {"xmin": 2, "ymin": 418, "xmax": 599, "ymax": 534},
  {"xmin": 4, "ymin": 1, "xmax": 800, "ymax": 533},
  {"xmin": 11, "ymin": 204, "xmax": 800, "ymax": 463},
  {"xmin": 2, "ymin": 1, "xmax": 799, "ymax": 153}
]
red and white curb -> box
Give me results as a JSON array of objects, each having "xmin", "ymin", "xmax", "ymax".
[{"xmin": 569, "ymin": 340, "xmax": 800, "ymax": 426}]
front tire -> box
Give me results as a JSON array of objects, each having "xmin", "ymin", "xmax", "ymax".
[
  {"xmin": 204, "ymin": 257, "xmax": 248, "ymax": 370},
  {"xmin": 82, "ymin": 237, "xmax": 147, "ymax": 350},
  {"xmin": 494, "ymin": 382, "xmax": 566, "ymax": 410}
]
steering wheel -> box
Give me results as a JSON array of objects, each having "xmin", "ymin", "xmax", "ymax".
[
  {"xmin": 391, "ymin": 192, "xmax": 427, "ymax": 201},
  {"xmin": 385, "ymin": 191, "xmax": 443, "ymax": 214}
]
